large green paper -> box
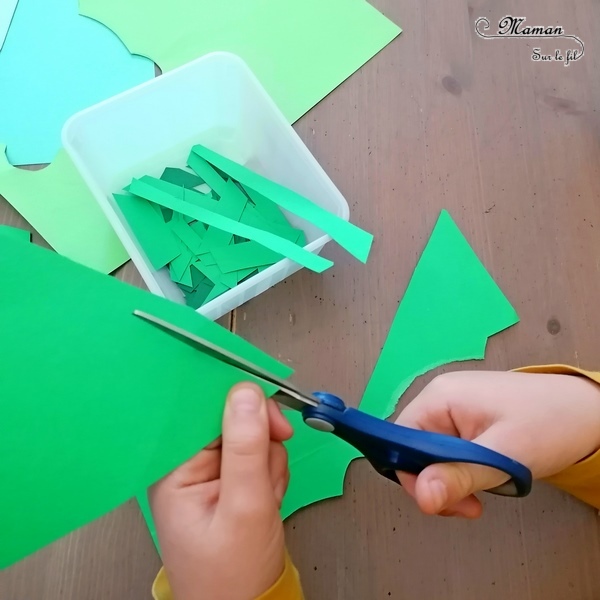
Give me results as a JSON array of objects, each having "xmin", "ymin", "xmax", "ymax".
[
  {"xmin": 280, "ymin": 210, "xmax": 520, "ymax": 519},
  {"xmin": 79, "ymin": 0, "xmax": 401, "ymax": 123},
  {"xmin": 128, "ymin": 179, "xmax": 332, "ymax": 273},
  {"xmin": 0, "ymin": 236, "xmax": 292, "ymax": 568},
  {"xmin": 0, "ymin": 147, "xmax": 128, "ymax": 272},
  {"xmin": 192, "ymin": 144, "xmax": 373, "ymax": 263}
]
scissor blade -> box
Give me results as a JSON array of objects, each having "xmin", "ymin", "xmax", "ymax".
[{"xmin": 133, "ymin": 310, "xmax": 318, "ymax": 412}]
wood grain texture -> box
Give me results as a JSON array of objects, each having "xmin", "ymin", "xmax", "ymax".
[{"xmin": 2, "ymin": 0, "xmax": 600, "ymax": 597}]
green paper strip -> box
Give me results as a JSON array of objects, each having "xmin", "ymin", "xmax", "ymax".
[
  {"xmin": 0, "ymin": 224, "xmax": 31, "ymax": 243},
  {"xmin": 191, "ymin": 144, "xmax": 373, "ymax": 263},
  {"xmin": 169, "ymin": 213, "xmax": 205, "ymax": 255},
  {"xmin": 160, "ymin": 167, "xmax": 204, "ymax": 189},
  {"xmin": 243, "ymin": 186, "xmax": 290, "ymax": 227},
  {"xmin": 280, "ymin": 210, "xmax": 520, "ymax": 520},
  {"xmin": 0, "ymin": 235, "xmax": 292, "ymax": 568},
  {"xmin": 240, "ymin": 204, "xmax": 303, "ymax": 243},
  {"xmin": 211, "ymin": 241, "xmax": 282, "ymax": 273},
  {"xmin": 128, "ymin": 178, "xmax": 332, "ymax": 273},
  {"xmin": 203, "ymin": 281, "xmax": 229, "ymax": 305},
  {"xmin": 187, "ymin": 152, "xmax": 228, "ymax": 197},
  {"xmin": 0, "ymin": 147, "xmax": 127, "ymax": 272},
  {"xmin": 113, "ymin": 193, "xmax": 181, "ymax": 270}
]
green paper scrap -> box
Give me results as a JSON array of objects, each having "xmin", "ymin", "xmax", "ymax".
[
  {"xmin": 203, "ymin": 282, "xmax": 230, "ymax": 305},
  {"xmin": 187, "ymin": 152, "xmax": 229, "ymax": 197},
  {"xmin": 113, "ymin": 193, "xmax": 180, "ymax": 270},
  {"xmin": 0, "ymin": 147, "xmax": 128, "ymax": 273},
  {"xmin": 280, "ymin": 210, "xmax": 520, "ymax": 520},
  {"xmin": 360, "ymin": 210, "xmax": 520, "ymax": 418},
  {"xmin": 240, "ymin": 204, "xmax": 303, "ymax": 243},
  {"xmin": 212, "ymin": 241, "xmax": 282, "ymax": 273},
  {"xmin": 128, "ymin": 179, "xmax": 332, "ymax": 273},
  {"xmin": 245, "ymin": 186, "xmax": 292, "ymax": 228},
  {"xmin": 169, "ymin": 213, "xmax": 205, "ymax": 255},
  {"xmin": 136, "ymin": 492, "xmax": 160, "ymax": 554},
  {"xmin": 169, "ymin": 248, "xmax": 194, "ymax": 284},
  {"xmin": 160, "ymin": 167, "xmax": 203, "ymax": 189},
  {"xmin": 237, "ymin": 267, "xmax": 257, "ymax": 284},
  {"xmin": 0, "ymin": 224, "xmax": 30, "ymax": 243},
  {"xmin": 79, "ymin": 0, "xmax": 401, "ymax": 123},
  {"xmin": 0, "ymin": 235, "xmax": 292, "ymax": 568},
  {"xmin": 192, "ymin": 144, "xmax": 373, "ymax": 263}
]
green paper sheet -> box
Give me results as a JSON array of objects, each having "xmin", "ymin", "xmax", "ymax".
[
  {"xmin": 0, "ymin": 224, "xmax": 30, "ymax": 242},
  {"xmin": 360, "ymin": 210, "xmax": 520, "ymax": 418},
  {"xmin": 0, "ymin": 147, "xmax": 128, "ymax": 272},
  {"xmin": 79, "ymin": 0, "xmax": 401, "ymax": 123},
  {"xmin": 128, "ymin": 179, "xmax": 332, "ymax": 273},
  {"xmin": 192, "ymin": 144, "xmax": 373, "ymax": 263},
  {"xmin": 113, "ymin": 193, "xmax": 180, "ymax": 270},
  {"xmin": 0, "ymin": 235, "xmax": 292, "ymax": 568},
  {"xmin": 212, "ymin": 241, "xmax": 282, "ymax": 273},
  {"xmin": 280, "ymin": 210, "xmax": 520, "ymax": 520}
]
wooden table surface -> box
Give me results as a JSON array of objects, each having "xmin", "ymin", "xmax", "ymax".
[{"xmin": 2, "ymin": 0, "xmax": 600, "ymax": 598}]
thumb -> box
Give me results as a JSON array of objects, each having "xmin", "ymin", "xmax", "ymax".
[
  {"xmin": 411, "ymin": 432, "xmax": 512, "ymax": 517},
  {"xmin": 219, "ymin": 383, "xmax": 272, "ymax": 512}
]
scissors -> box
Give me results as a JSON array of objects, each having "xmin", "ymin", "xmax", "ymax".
[{"xmin": 134, "ymin": 310, "xmax": 532, "ymax": 498}]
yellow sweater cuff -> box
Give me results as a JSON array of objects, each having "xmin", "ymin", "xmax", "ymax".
[
  {"xmin": 513, "ymin": 364, "xmax": 600, "ymax": 510},
  {"xmin": 152, "ymin": 551, "xmax": 303, "ymax": 600}
]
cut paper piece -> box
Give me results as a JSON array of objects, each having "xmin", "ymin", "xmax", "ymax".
[
  {"xmin": 212, "ymin": 241, "xmax": 282, "ymax": 273},
  {"xmin": 79, "ymin": 0, "xmax": 401, "ymax": 123},
  {"xmin": 128, "ymin": 179, "xmax": 332, "ymax": 273},
  {"xmin": 281, "ymin": 411, "xmax": 361, "ymax": 520},
  {"xmin": 0, "ymin": 148, "xmax": 128, "ymax": 272},
  {"xmin": 0, "ymin": 0, "xmax": 18, "ymax": 51},
  {"xmin": 360, "ymin": 209, "xmax": 520, "ymax": 418},
  {"xmin": 192, "ymin": 144, "xmax": 373, "ymax": 263},
  {"xmin": 0, "ymin": 0, "xmax": 154, "ymax": 165},
  {"xmin": 0, "ymin": 235, "xmax": 291, "ymax": 568},
  {"xmin": 114, "ymin": 193, "xmax": 180, "ymax": 270},
  {"xmin": 160, "ymin": 167, "xmax": 203, "ymax": 189},
  {"xmin": 0, "ymin": 224, "xmax": 30, "ymax": 243},
  {"xmin": 280, "ymin": 210, "xmax": 520, "ymax": 520},
  {"xmin": 137, "ymin": 493, "xmax": 160, "ymax": 554}
]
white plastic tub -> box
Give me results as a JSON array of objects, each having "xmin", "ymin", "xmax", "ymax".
[{"xmin": 63, "ymin": 52, "xmax": 349, "ymax": 321}]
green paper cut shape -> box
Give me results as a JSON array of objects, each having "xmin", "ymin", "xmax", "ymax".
[
  {"xmin": 169, "ymin": 247, "xmax": 194, "ymax": 283},
  {"xmin": 187, "ymin": 152, "xmax": 229, "ymax": 197},
  {"xmin": 280, "ymin": 210, "xmax": 520, "ymax": 520},
  {"xmin": 113, "ymin": 193, "xmax": 180, "ymax": 270},
  {"xmin": 245, "ymin": 186, "xmax": 292, "ymax": 228},
  {"xmin": 79, "ymin": 0, "xmax": 401, "ymax": 123},
  {"xmin": 192, "ymin": 144, "xmax": 373, "ymax": 263},
  {"xmin": 0, "ymin": 235, "xmax": 292, "ymax": 569},
  {"xmin": 240, "ymin": 204, "xmax": 303, "ymax": 243},
  {"xmin": 360, "ymin": 210, "xmax": 520, "ymax": 418},
  {"xmin": 0, "ymin": 224, "xmax": 30, "ymax": 243},
  {"xmin": 203, "ymin": 282, "xmax": 230, "ymax": 305},
  {"xmin": 128, "ymin": 178, "xmax": 332, "ymax": 273},
  {"xmin": 237, "ymin": 267, "xmax": 257, "ymax": 284},
  {"xmin": 161, "ymin": 167, "xmax": 204, "ymax": 189},
  {"xmin": 169, "ymin": 213, "xmax": 205, "ymax": 255},
  {"xmin": 212, "ymin": 241, "xmax": 282, "ymax": 273},
  {"xmin": 0, "ymin": 147, "xmax": 128, "ymax": 273}
]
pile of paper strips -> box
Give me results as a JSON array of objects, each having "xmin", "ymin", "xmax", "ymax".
[{"xmin": 115, "ymin": 143, "xmax": 373, "ymax": 308}]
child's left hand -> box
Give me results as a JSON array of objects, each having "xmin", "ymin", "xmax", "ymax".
[{"xmin": 149, "ymin": 383, "xmax": 293, "ymax": 600}]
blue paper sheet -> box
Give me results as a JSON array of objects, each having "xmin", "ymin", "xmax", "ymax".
[
  {"xmin": 0, "ymin": 0, "xmax": 18, "ymax": 51},
  {"xmin": 0, "ymin": 0, "xmax": 154, "ymax": 165}
]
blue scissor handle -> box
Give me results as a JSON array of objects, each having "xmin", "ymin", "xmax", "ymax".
[{"xmin": 302, "ymin": 392, "xmax": 532, "ymax": 497}]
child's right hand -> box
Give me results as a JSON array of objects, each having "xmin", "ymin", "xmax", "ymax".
[{"xmin": 394, "ymin": 370, "xmax": 600, "ymax": 518}]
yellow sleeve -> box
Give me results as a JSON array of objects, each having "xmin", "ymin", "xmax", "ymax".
[
  {"xmin": 152, "ymin": 551, "xmax": 304, "ymax": 600},
  {"xmin": 513, "ymin": 364, "xmax": 600, "ymax": 509}
]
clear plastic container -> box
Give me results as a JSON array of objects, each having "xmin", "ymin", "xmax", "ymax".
[{"xmin": 62, "ymin": 52, "xmax": 349, "ymax": 321}]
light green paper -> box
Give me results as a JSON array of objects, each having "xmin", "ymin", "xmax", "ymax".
[
  {"xmin": 128, "ymin": 179, "xmax": 332, "ymax": 273},
  {"xmin": 0, "ymin": 224, "xmax": 30, "ymax": 243},
  {"xmin": 0, "ymin": 147, "xmax": 128, "ymax": 272},
  {"xmin": 192, "ymin": 144, "xmax": 373, "ymax": 263},
  {"xmin": 79, "ymin": 0, "xmax": 401, "ymax": 124},
  {"xmin": 113, "ymin": 193, "xmax": 180, "ymax": 270},
  {"xmin": 280, "ymin": 210, "xmax": 520, "ymax": 520},
  {"xmin": 211, "ymin": 241, "xmax": 282, "ymax": 273},
  {"xmin": 0, "ymin": 235, "xmax": 292, "ymax": 568}
]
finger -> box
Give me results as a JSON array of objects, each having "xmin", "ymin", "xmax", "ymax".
[
  {"xmin": 267, "ymin": 399, "xmax": 293, "ymax": 442},
  {"xmin": 219, "ymin": 383, "xmax": 273, "ymax": 513},
  {"xmin": 153, "ymin": 447, "xmax": 222, "ymax": 492},
  {"xmin": 412, "ymin": 460, "xmax": 505, "ymax": 516},
  {"xmin": 269, "ymin": 442, "xmax": 289, "ymax": 504}
]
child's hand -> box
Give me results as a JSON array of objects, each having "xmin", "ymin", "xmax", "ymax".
[
  {"xmin": 150, "ymin": 383, "xmax": 293, "ymax": 600},
  {"xmin": 395, "ymin": 371, "xmax": 600, "ymax": 518}
]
